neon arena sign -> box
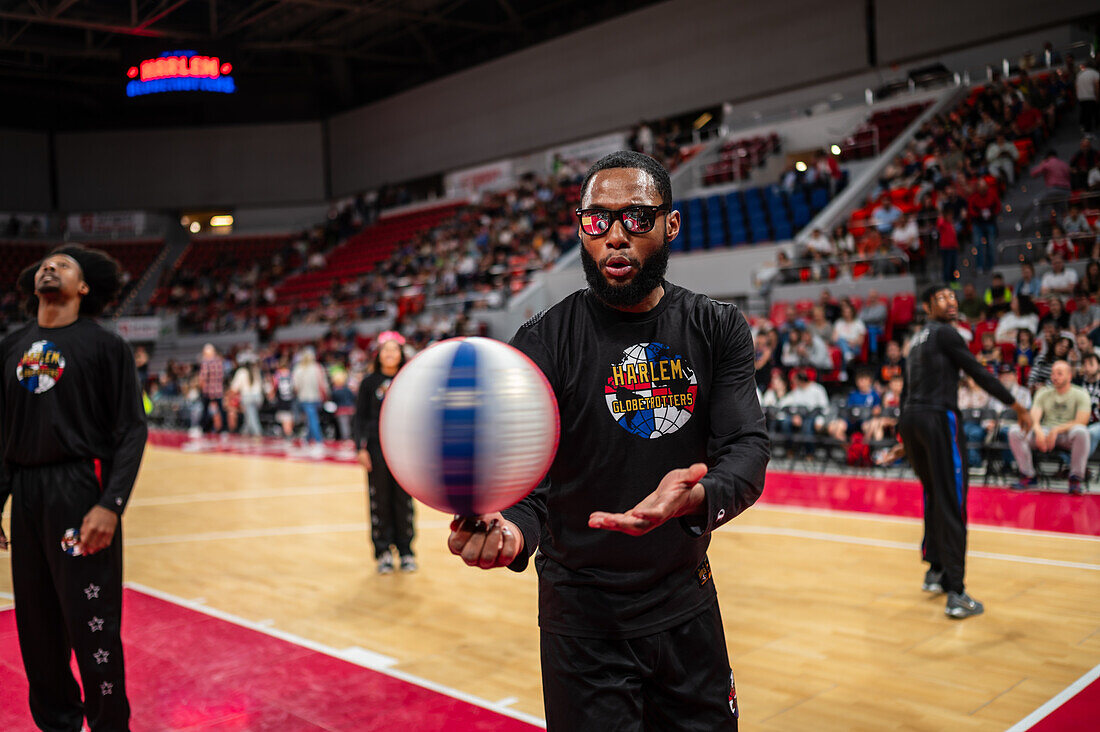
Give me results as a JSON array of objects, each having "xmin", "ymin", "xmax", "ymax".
[{"xmin": 125, "ymin": 50, "xmax": 235, "ymax": 97}]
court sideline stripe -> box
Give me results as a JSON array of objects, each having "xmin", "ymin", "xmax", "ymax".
[
  {"xmin": 124, "ymin": 582, "xmax": 547, "ymax": 728},
  {"xmin": 2, "ymin": 522, "xmax": 1091, "ymax": 571},
  {"xmin": 1005, "ymin": 662, "xmax": 1100, "ymax": 731}
]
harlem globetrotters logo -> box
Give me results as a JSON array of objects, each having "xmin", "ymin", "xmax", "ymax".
[
  {"xmin": 16, "ymin": 340, "xmax": 66, "ymax": 394},
  {"xmin": 604, "ymin": 342, "xmax": 697, "ymax": 439}
]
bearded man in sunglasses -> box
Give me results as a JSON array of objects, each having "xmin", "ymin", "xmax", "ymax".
[{"xmin": 449, "ymin": 150, "xmax": 769, "ymax": 730}]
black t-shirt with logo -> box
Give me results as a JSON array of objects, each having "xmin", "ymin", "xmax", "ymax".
[
  {"xmin": 502, "ymin": 283, "xmax": 770, "ymax": 638},
  {"xmin": 0, "ymin": 318, "xmax": 148, "ymax": 514}
]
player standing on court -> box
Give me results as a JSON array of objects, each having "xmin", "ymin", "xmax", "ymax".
[
  {"xmin": 354, "ymin": 332, "xmax": 417, "ymax": 574},
  {"xmin": 448, "ymin": 151, "xmax": 770, "ymax": 729},
  {"xmin": 0, "ymin": 245, "xmax": 147, "ymax": 731},
  {"xmin": 883, "ymin": 285, "xmax": 1031, "ymax": 619}
]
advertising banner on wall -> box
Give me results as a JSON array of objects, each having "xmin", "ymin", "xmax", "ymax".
[
  {"xmin": 545, "ymin": 132, "xmax": 628, "ymax": 169},
  {"xmin": 114, "ymin": 316, "xmax": 176, "ymax": 342},
  {"xmin": 67, "ymin": 211, "xmax": 147, "ymax": 236},
  {"xmin": 443, "ymin": 159, "xmax": 515, "ymax": 200}
]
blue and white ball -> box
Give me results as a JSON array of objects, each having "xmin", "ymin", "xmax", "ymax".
[{"xmin": 379, "ymin": 337, "xmax": 559, "ymax": 515}]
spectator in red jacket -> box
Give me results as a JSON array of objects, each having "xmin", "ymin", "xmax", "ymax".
[
  {"xmin": 936, "ymin": 208, "xmax": 960, "ymax": 283},
  {"xmin": 967, "ymin": 179, "xmax": 1002, "ymax": 274}
]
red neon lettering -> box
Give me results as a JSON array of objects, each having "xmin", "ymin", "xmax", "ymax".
[{"xmin": 138, "ymin": 55, "xmax": 223, "ymax": 82}]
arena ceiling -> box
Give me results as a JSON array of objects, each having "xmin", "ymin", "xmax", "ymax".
[{"xmin": 0, "ymin": 0, "xmax": 662, "ymax": 130}]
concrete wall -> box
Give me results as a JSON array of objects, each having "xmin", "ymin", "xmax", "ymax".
[
  {"xmin": 56, "ymin": 122, "xmax": 325, "ymax": 211},
  {"xmin": 0, "ymin": 129, "xmax": 51, "ymax": 211}
]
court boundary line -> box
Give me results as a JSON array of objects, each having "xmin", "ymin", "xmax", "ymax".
[
  {"xmin": 1005, "ymin": 662, "xmax": 1100, "ymax": 731},
  {"xmin": 123, "ymin": 582, "xmax": 546, "ymax": 729}
]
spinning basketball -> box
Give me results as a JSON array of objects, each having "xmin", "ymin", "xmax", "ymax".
[{"xmin": 379, "ymin": 337, "xmax": 559, "ymax": 515}]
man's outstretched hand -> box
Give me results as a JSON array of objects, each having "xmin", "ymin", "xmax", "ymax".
[{"xmin": 588, "ymin": 463, "xmax": 708, "ymax": 536}]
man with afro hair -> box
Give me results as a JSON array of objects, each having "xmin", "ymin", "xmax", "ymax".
[{"xmin": 1, "ymin": 244, "xmax": 146, "ymax": 730}]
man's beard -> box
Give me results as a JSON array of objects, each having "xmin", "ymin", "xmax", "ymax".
[{"xmin": 580, "ymin": 237, "xmax": 670, "ymax": 308}]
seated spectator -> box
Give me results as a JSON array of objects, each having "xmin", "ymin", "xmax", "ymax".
[
  {"xmin": 832, "ymin": 299, "xmax": 867, "ymax": 365},
  {"xmin": 832, "ymin": 224, "xmax": 856, "ymax": 259},
  {"xmin": 754, "ymin": 327, "xmax": 782, "ymax": 389},
  {"xmin": 891, "ymin": 213, "xmax": 920, "ymax": 254},
  {"xmin": 826, "ymin": 369, "xmax": 881, "ymax": 442},
  {"xmin": 958, "ymin": 375, "xmax": 991, "ymax": 468},
  {"xmin": 1076, "ymin": 352, "xmax": 1100, "ymax": 454},
  {"xmin": 1014, "ymin": 261, "xmax": 1041, "ymax": 299},
  {"xmin": 818, "ymin": 289, "xmax": 840, "ymax": 321},
  {"xmin": 877, "ymin": 339, "xmax": 906, "ymax": 383},
  {"xmin": 872, "ymin": 199, "xmax": 902, "ymax": 234},
  {"xmin": 976, "ymin": 331, "xmax": 1003, "ymax": 370},
  {"xmin": 1040, "ymin": 255, "xmax": 1078, "ymax": 296},
  {"xmin": 1010, "ymin": 361, "xmax": 1090, "ymax": 493},
  {"xmin": 1014, "ymin": 323, "xmax": 1038, "ymax": 372},
  {"xmin": 805, "ymin": 304, "xmax": 834, "ymax": 344},
  {"xmin": 1070, "ymin": 293, "xmax": 1100, "ymax": 334},
  {"xmin": 957, "ymin": 282, "xmax": 985, "ymax": 322},
  {"xmin": 775, "ymin": 369, "xmax": 830, "ymax": 455},
  {"xmin": 1069, "ymin": 136, "xmax": 1099, "ymax": 190},
  {"xmin": 803, "ymin": 228, "xmax": 833, "ymax": 259},
  {"xmin": 1040, "ymin": 295, "xmax": 1070, "ymax": 331},
  {"xmin": 1082, "ymin": 260, "xmax": 1100, "ymax": 299},
  {"xmin": 995, "ymin": 294, "xmax": 1039, "ymax": 343},
  {"xmin": 983, "ymin": 272, "xmax": 1013, "ymax": 317},
  {"xmin": 782, "ymin": 326, "xmax": 833, "ymax": 371},
  {"xmin": 1063, "ymin": 205, "xmax": 1093, "ymax": 244},
  {"xmin": 754, "ymin": 249, "xmax": 793, "ymax": 296},
  {"xmin": 863, "ymin": 373, "xmax": 904, "ymax": 442},
  {"xmin": 986, "ymin": 133, "xmax": 1020, "ymax": 183},
  {"xmin": 760, "ymin": 368, "xmax": 788, "ymax": 408},
  {"xmin": 1089, "ymin": 161, "xmax": 1100, "ymax": 191},
  {"xmin": 1046, "ymin": 224, "xmax": 1076, "ymax": 261},
  {"xmin": 1029, "ymin": 335, "xmax": 1073, "ymax": 389},
  {"xmin": 1077, "ymin": 332, "xmax": 1100, "ymax": 362}
]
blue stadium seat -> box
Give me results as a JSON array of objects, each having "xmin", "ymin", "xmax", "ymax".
[
  {"xmin": 810, "ymin": 187, "xmax": 829, "ymax": 212},
  {"xmin": 729, "ymin": 224, "xmax": 748, "ymax": 245},
  {"xmin": 773, "ymin": 222, "xmax": 793, "ymax": 240},
  {"xmin": 791, "ymin": 205, "xmax": 811, "ymax": 228}
]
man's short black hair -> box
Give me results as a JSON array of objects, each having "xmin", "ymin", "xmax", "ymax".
[
  {"xmin": 920, "ymin": 283, "xmax": 951, "ymax": 305},
  {"xmin": 18, "ymin": 244, "xmax": 123, "ymax": 317},
  {"xmin": 580, "ymin": 151, "xmax": 672, "ymax": 208},
  {"xmin": 1084, "ymin": 352, "xmax": 1100, "ymax": 365}
]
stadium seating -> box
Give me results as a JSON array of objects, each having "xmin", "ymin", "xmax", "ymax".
[{"xmin": 836, "ymin": 102, "xmax": 932, "ymax": 161}]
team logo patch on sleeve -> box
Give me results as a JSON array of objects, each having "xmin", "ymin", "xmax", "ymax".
[
  {"xmin": 16, "ymin": 340, "xmax": 66, "ymax": 394},
  {"xmin": 604, "ymin": 342, "xmax": 697, "ymax": 439},
  {"xmin": 696, "ymin": 557, "xmax": 712, "ymax": 587},
  {"xmin": 728, "ymin": 670, "xmax": 739, "ymax": 718}
]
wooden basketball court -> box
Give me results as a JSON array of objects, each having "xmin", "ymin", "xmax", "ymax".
[{"xmin": 1, "ymin": 440, "xmax": 1098, "ymax": 730}]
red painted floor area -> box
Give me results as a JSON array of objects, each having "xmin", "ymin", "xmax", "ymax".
[
  {"xmin": 147, "ymin": 430, "xmax": 1100, "ymax": 537},
  {"xmin": 0, "ymin": 589, "xmax": 539, "ymax": 731},
  {"xmin": 1029, "ymin": 674, "xmax": 1100, "ymax": 731}
]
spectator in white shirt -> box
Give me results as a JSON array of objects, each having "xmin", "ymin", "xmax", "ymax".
[
  {"xmin": 994, "ymin": 295, "xmax": 1039, "ymax": 343},
  {"xmin": 986, "ymin": 133, "xmax": 1020, "ymax": 183},
  {"xmin": 833, "ymin": 299, "xmax": 867, "ymax": 365},
  {"xmin": 891, "ymin": 212, "xmax": 920, "ymax": 253},
  {"xmin": 1040, "ymin": 255, "xmax": 1079, "ymax": 296}
]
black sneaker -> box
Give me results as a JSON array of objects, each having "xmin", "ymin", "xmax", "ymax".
[
  {"xmin": 1068, "ymin": 476, "xmax": 1084, "ymax": 495},
  {"xmin": 945, "ymin": 591, "xmax": 984, "ymax": 619},
  {"xmin": 377, "ymin": 554, "xmax": 395, "ymax": 575},
  {"xmin": 399, "ymin": 555, "xmax": 418, "ymax": 573},
  {"xmin": 1012, "ymin": 475, "xmax": 1037, "ymax": 491},
  {"xmin": 922, "ymin": 569, "xmax": 944, "ymax": 593}
]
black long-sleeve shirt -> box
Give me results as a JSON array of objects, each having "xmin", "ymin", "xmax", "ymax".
[
  {"xmin": 903, "ymin": 320, "xmax": 1016, "ymax": 413},
  {"xmin": 501, "ymin": 283, "xmax": 770, "ymax": 638},
  {"xmin": 0, "ymin": 317, "xmax": 147, "ymax": 514},
  {"xmin": 352, "ymin": 371, "xmax": 392, "ymax": 452}
]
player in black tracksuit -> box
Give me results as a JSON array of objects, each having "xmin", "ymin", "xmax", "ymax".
[
  {"xmin": 893, "ymin": 285, "xmax": 1030, "ymax": 619},
  {"xmin": 448, "ymin": 152, "xmax": 770, "ymax": 730},
  {"xmin": 352, "ymin": 335, "xmax": 417, "ymax": 573},
  {"xmin": 0, "ymin": 246, "xmax": 147, "ymax": 732}
]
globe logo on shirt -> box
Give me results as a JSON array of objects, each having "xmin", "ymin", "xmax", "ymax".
[
  {"xmin": 16, "ymin": 340, "xmax": 66, "ymax": 394},
  {"xmin": 604, "ymin": 342, "xmax": 697, "ymax": 439}
]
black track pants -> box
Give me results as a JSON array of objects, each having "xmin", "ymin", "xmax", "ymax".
[
  {"xmin": 9, "ymin": 462, "xmax": 130, "ymax": 732},
  {"xmin": 366, "ymin": 447, "xmax": 415, "ymax": 559},
  {"xmin": 898, "ymin": 408, "xmax": 969, "ymax": 594},
  {"xmin": 540, "ymin": 601, "xmax": 738, "ymax": 731}
]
